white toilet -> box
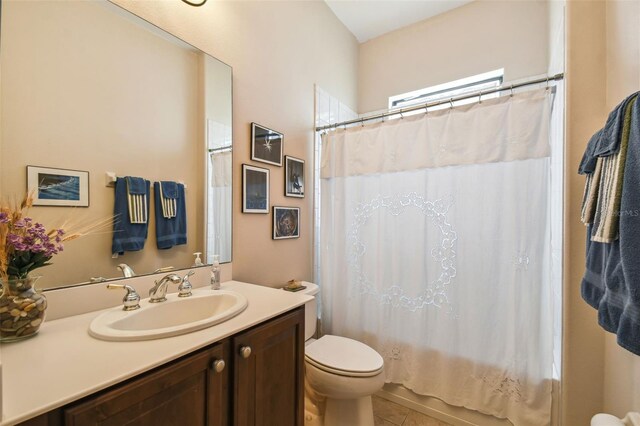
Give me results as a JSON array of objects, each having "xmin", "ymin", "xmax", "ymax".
[{"xmin": 297, "ymin": 282, "xmax": 385, "ymax": 426}]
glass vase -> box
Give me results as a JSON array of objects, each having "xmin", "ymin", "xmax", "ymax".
[{"xmin": 0, "ymin": 276, "xmax": 47, "ymax": 342}]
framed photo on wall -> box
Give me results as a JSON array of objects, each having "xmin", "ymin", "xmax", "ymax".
[
  {"xmin": 273, "ymin": 206, "xmax": 300, "ymax": 240},
  {"xmin": 27, "ymin": 166, "xmax": 89, "ymax": 207},
  {"xmin": 251, "ymin": 123, "xmax": 283, "ymax": 166},
  {"xmin": 242, "ymin": 164, "xmax": 269, "ymax": 213},
  {"xmin": 284, "ymin": 156, "xmax": 304, "ymax": 198}
]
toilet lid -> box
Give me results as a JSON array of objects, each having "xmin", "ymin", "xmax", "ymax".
[{"xmin": 305, "ymin": 335, "xmax": 384, "ymax": 377}]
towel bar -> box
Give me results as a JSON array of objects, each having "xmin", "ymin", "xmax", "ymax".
[{"xmin": 104, "ymin": 172, "xmax": 188, "ymax": 190}]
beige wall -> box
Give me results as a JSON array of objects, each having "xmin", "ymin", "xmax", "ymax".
[
  {"xmin": 603, "ymin": 0, "xmax": 640, "ymax": 417},
  {"xmin": 0, "ymin": 1, "xmax": 206, "ymax": 288},
  {"xmin": 563, "ymin": 1, "xmax": 607, "ymax": 423},
  {"xmin": 111, "ymin": 0, "xmax": 359, "ymax": 287},
  {"xmin": 358, "ymin": 0, "xmax": 549, "ymax": 113}
]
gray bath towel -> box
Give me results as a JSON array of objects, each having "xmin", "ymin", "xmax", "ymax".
[{"xmin": 581, "ymin": 95, "xmax": 640, "ymax": 355}]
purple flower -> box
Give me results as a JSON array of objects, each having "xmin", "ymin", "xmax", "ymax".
[
  {"xmin": 13, "ymin": 242, "xmax": 28, "ymax": 251},
  {"xmin": 7, "ymin": 233, "xmax": 22, "ymax": 244},
  {"xmin": 0, "ymin": 212, "xmax": 8, "ymax": 224},
  {"xmin": 13, "ymin": 219, "xmax": 26, "ymax": 229}
]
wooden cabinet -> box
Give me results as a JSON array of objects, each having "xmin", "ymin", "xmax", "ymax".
[
  {"xmin": 18, "ymin": 307, "xmax": 304, "ymax": 426},
  {"xmin": 233, "ymin": 307, "xmax": 305, "ymax": 426},
  {"xmin": 65, "ymin": 341, "xmax": 230, "ymax": 426}
]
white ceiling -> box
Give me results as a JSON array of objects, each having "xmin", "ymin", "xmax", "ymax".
[{"xmin": 325, "ymin": 0, "xmax": 474, "ymax": 43}]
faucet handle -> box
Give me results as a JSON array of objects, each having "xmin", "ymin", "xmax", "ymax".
[
  {"xmin": 107, "ymin": 283, "xmax": 141, "ymax": 311},
  {"xmin": 178, "ymin": 270, "xmax": 195, "ymax": 298}
]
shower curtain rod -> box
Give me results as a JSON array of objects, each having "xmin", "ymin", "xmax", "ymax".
[{"xmin": 315, "ymin": 72, "xmax": 564, "ymax": 132}]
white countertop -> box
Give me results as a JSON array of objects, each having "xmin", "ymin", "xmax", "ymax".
[{"xmin": 0, "ymin": 281, "xmax": 311, "ymax": 426}]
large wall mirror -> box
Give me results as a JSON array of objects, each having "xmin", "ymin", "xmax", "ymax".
[{"xmin": 0, "ymin": 0, "xmax": 232, "ymax": 290}]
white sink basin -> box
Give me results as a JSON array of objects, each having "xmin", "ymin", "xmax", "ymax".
[{"xmin": 89, "ymin": 290, "xmax": 248, "ymax": 341}]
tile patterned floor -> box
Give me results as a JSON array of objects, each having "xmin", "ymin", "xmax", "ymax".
[{"xmin": 373, "ymin": 395, "xmax": 452, "ymax": 426}]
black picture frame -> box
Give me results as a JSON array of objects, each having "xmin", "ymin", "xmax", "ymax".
[
  {"xmin": 242, "ymin": 164, "xmax": 269, "ymax": 213},
  {"xmin": 27, "ymin": 165, "xmax": 90, "ymax": 207},
  {"xmin": 251, "ymin": 122, "xmax": 283, "ymax": 166},
  {"xmin": 272, "ymin": 206, "xmax": 300, "ymax": 240},
  {"xmin": 284, "ymin": 156, "xmax": 304, "ymax": 198}
]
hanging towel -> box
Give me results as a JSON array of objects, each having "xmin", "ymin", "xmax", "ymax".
[
  {"xmin": 159, "ymin": 181, "xmax": 178, "ymax": 219},
  {"xmin": 590, "ymin": 95, "xmax": 637, "ymax": 242},
  {"xmin": 154, "ymin": 181, "xmax": 187, "ymax": 250},
  {"xmin": 581, "ymin": 95, "xmax": 640, "ymax": 356},
  {"xmin": 579, "ymin": 92, "xmax": 640, "ymax": 174},
  {"xmin": 579, "ymin": 94, "xmax": 638, "ymax": 241},
  {"xmin": 112, "ymin": 177, "xmax": 150, "ymax": 255},
  {"xmin": 126, "ymin": 176, "xmax": 148, "ymax": 224}
]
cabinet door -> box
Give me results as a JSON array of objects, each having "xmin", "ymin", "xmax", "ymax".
[
  {"xmin": 64, "ymin": 341, "xmax": 230, "ymax": 426},
  {"xmin": 233, "ymin": 307, "xmax": 305, "ymax": 426}
]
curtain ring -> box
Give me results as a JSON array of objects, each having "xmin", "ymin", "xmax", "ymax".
[
  {"xmin": 425, "ymin": 105, "xmax": 429, "ymax": 115},
  {"xmin": 510, "ymin": 85, "xmax": 514, "ymax": 97},
  {"xmin": 449, "ymin": 98, "xmax": 454, "ymax": 109},
  {"xmin": 400, "ymin": 110, "xmax": 404, "ymax": 119},
  {"xmin": 361, "ymin": 118, "xmax": 364, "ymax": 127},
  {"xmin": 546, "ymin": 77, "xmax": 550, "ymax": 91},
  {"xmin": 478, "ymin": 90, "xmax": 482, "ymax": 104}
]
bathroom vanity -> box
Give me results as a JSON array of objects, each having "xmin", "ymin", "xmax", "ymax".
[{"xmin": 1, "ymin": 281, "xmax": 310, "ymax": 426}]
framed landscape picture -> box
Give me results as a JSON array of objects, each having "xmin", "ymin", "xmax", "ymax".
[
  {"xmin": 242, "ymin": 164, "xmax": 269, "ymax": 213},
  {"xmin": 284, "ymin": 156, "xmax": 304, "ymax": 198},
  {"xmin": 251, "ymin": 123, "xmax": 283, "ymax": 166},
  {"xmin": 273, "ymin": 206, "xmax": 300, "ymax": 240},
  {"xmin": 27, "ymin": 166, "xmax": 89, "ymax": 207}
]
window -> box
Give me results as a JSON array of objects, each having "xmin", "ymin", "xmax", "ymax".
[{"xmin": 389, "ymin": 69, "xmax": 504, "ymax": 113}]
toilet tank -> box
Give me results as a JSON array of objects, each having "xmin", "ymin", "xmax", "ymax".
[{"xmin": 299, "ymin": 282, "xmax": 319, "ymax": 341}]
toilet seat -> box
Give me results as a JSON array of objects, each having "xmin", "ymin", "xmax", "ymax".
[{"xmin": 305, "ymin": 335, "xmax": 384, "ymax": 378}]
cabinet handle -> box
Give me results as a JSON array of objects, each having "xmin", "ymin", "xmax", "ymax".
[
  {"xmin": 210, "ymin": 359, "xmax": 226, "ymax": 373},
  {"xmin": 239, "ymin": 346, "xmax": 252, "ymax": 359}
]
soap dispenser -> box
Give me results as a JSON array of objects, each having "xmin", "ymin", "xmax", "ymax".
[
  {"xmin": 210, "ymin": 255, "xmax": 220, "ymax": 290},
  {"xmin": 192, "ymin": 252, "xmax": 204, "ymax": 267}
]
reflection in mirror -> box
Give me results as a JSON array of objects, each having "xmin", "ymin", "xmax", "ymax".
[{"xmin": 0, "ymin": 0, "xmax": 232, "ymax": 290}]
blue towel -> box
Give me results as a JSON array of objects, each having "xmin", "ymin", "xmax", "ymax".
[
  {"xmin": 154, "ymin": 182, "xmax": 187, "ymax": 250},
  {"xmin": 579, "ymin": 93, "xmax": 639, "ymax": 174},
  {"xmin": 581, "ymin": 97, "xmax": 640, "ymax": 355},
  {"xmin": 126, "ymin": 176, "xmax": 147, "ymax": 194},
  {"xmin": 160, "ymin": 181, "xmax": 178, "ymax": 198},
  {"xmin": 112, "ymin": 177, "xmax": 150, "ymax": 255}
]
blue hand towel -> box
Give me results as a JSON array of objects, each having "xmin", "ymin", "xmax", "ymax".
[
  {"xmin": 160, "ymin": 181, "xmax": 178, "ymax": 198},
  {"xmin": 154, "ymin": 182, "xmax": 187, "ymax": 250},
  {"xmin": 112, "ymin": 177, "xmax": 150, "ymax": 255},
  {"xmin": 125, "ymin": 176, "xmax": 148, "ymax": 224},
  {"xmin": 126, "ymin": 176, "xmax": 147, "ymax": 194},
  {"xmin": 159, "ymin": 181, "xmax": 178, "ymax": 219},
  {"xmin": 581, "ymin": 96, "xmax": 640, "ymax": 355}
]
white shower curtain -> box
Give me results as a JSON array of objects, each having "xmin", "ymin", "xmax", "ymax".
[
  {"xmin": 320, "ymin": 89, "xmax": 555, "ymax": 426},
  {"xmin": 207, "ymin": 150, "xmax": 232, "ymax": 262}
]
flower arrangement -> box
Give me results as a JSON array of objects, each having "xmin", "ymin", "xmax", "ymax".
[{"xmin": 0, "ymin": 193, "xmax": 107, "ymax": 281}]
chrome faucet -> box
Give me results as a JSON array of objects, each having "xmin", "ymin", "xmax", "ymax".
[
  {"xmin": 148, "ymin": 273, "xmax": 181, "ymax": 303},
  {"xmin": 117, "ymin": 263, "xmax": 136, "ymax": 278}
]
